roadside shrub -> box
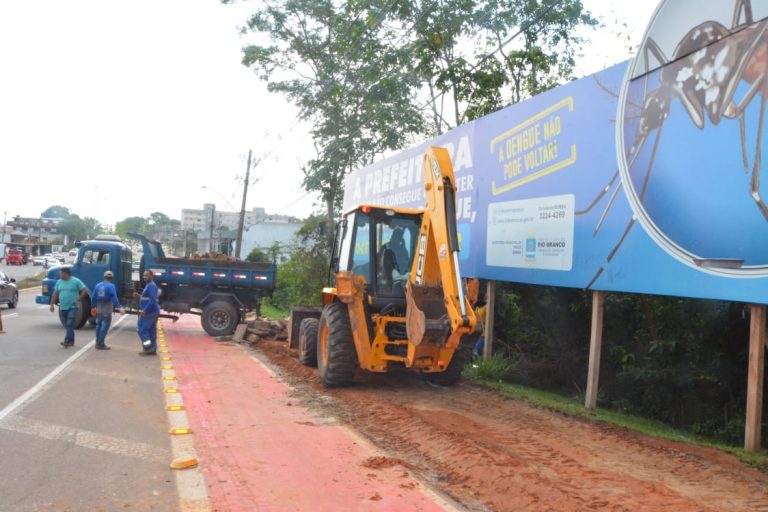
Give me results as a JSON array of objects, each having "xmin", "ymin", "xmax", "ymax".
[{"xmin": 464, "ymin": 355, "xmax": 516, "ymax": 382}]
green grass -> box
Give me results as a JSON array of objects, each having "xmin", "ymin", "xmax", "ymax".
[
  {"xmin": 465, "ymin": 373, "xmax": 768, "ymax": 472},
  {"xmin": 261, "ymin": 301, "xmax": 288, "ymax": 320},
  {"xmin": 15, "ymin": 271, "xmax": 47, "ymax": 290}
]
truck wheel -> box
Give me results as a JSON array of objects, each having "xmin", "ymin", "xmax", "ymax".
[
  {"xmin": 8, "ymin": 291, "xmax": 18, "ymax": 309},
  {"xmin": 74, "ymin": 296, "xmax": 91, "ymax": 329},
  {"xmin": 201, "ymin": 300, "xmax": 239, "ymax": 337},
  {"xmin": 423, "ymin": 345, "xmax": 472, "ymax": 386},
  {"xmin": 318, "ymin": 303, "xmax": 357, "ymax": 387},
  {"xmin": 298, "ymin": 318, "xmax": 319, "ymax": 367}
]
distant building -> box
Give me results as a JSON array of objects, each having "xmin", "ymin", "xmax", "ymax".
[
  {"xmin": 181, "ymin": 203, "xmax": 296, "ymax": 255},
  {"xmin": 6, "ymin": 216, "xmax": 65, "ymax": 254},
  {"xmin": 240, "ymin": 220, "xmax": 302, "ymax": 262}
]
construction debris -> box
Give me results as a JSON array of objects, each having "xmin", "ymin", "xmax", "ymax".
[
  {"xmin": 238, "ymin": 317, "xmax": 289, "ymax": 344},
  {"xmin": 190, "ymin": 252, "xmax": 240, "ymax": 262}
]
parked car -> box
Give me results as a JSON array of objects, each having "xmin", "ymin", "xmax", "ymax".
[
  {"xmin": 68, "ymin": 249, "xmax": 77, "ymax": 257},
  {"xmin": 32, "ymin": 255, "xmax": 47, "ymax": 266},
  {"xmin": 0, "ymin": 271, "xmax": 18, "ymax": 309}
]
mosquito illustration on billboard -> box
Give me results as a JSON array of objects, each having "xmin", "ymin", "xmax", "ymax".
[{"xmin": 578, "ymin": 0, "xmax": 768, "ymax": 286}]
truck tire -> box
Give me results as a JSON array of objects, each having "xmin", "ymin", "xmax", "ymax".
[
  {"xmin": 298, "ymin": 318, "xmax": 319, "ymax": 367},
  {"xmin": 317, "ymin": 303, "xmax": 357, "ymax": 387},
  {"xmin": 201, "ymin": 300, "xmax": 239, "ymax": 337},
  {"xmin": 75, "ymin": 296, "xmax": 91, "ymax": 329},
  {"xmin": 59, "ymin": 296, "xmax": 91, "ymax": 330},
  {"xmin": 8, "ymin": 291, "xmax": 18, "ymax": 309},
  {"xmin": 423, "ymin": 345, "xmax": 472, "ymax": 386}
]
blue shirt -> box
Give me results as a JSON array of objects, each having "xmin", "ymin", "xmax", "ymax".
[
  {"xmin": 54, "ymin": 277, "xmax": 87, "ymax": 310},
  {"xmin": 93, "ymin": 280, "xmax": 121, "ymax": 314},
  {"xmin": 140, "ymin": 281, "xmax": 160, "ymax": 314}
]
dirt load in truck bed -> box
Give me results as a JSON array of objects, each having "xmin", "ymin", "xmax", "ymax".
[{"xmin": 250, "ymin": 340, "xmax": 768, "ymax": 512}]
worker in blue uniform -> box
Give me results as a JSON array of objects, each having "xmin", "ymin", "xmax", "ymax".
[
  {"xmin": 92, "ymin": 270, "xmax": 125, "ymax": 350},
  {"xmin": 134, "ymin": 270, "xmax": 160, "ymax": 355}
]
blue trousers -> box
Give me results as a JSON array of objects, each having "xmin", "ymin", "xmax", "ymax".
[
  {"xmin": 137, "ymin": 312, "xmax": 159, "ymax": 352},
  {"xmin": 59, "ymin": 307, "xmax": 78, "ymax": 343},
  {"xmin": 95, "ymin": 313, "xmax": 112, "ymax": 347}
]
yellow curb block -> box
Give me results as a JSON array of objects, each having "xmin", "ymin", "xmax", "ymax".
[
  {"xmin": 161, "ymin": 357, "xmax": 172, "ymax": 361},
  {"xmin": 162, "ymin": 376, "xmax": 177, "ymax": 381},
  {"xmin": 170, "ymin": 458, "xmax": 198, "ymax": 470},
  {"xmin": 169, "ymin": 428, "xmax": 192, "ymax": 435},
  {"xmin": 159, "ymin": 350, "xmax": 169, "ymax": 354},
  {"xmin": 161, "ymin": 365, "xmax": 174, "ymax": 370},
  {"xmin": 164, "ymin": 388, "xmax": 179, "ymax": 393},
  {"xmin": 167, "ymin": 405, "xmax": 185, "ymax": 411}
]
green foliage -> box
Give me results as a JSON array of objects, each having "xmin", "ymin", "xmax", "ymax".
[
  {"xmin": 59, "ymin": 214, "xmax": 102, "ymax": 242},
  {"xmin": 489, "ymin": 283, "xmax": 763, "ymax": 447},
  {"xmin": 271, "ymin": 246, "xmax": 329, "ymax": 310},
  {"xmin": 260, "ymin": 299, "xmax": 289, "ymax": 320},
  {"xmin": 246, "ymin": 247, "xmax": 270, "ymax": 263},
  {"xmin": 41, "ymin": 205, "xmax": 70, "ymax": 219},
  {"xmin": 115, "ymin": 216, "xmax": 148, "ymax": 238},
  {"xmin": 463, "ymin": 354, "xmax": 516, "ymax": 382},
  {"xmin": 268, "ymin": 214, "xmax": 332, "ymax": 310},
  {"xmin": 232, "ymin": 0, "xmax": 425, "ymax": 219}
]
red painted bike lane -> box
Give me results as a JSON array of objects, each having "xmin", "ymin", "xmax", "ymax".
[{"xmin": 163, "ymin": 316, "xmax": 455, "ymax": 512}]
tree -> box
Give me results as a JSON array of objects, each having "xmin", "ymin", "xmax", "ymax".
[
  {"xmin": 59, "ymin": 215, "xmax": 88, "ymax": 242},
  {"xmin": 401, "ymin": 0, "xmax": 597, "ymax": 133},
  {"xmin": 226, "ymin": 0, "xmax": 425, "ymax": 222},
  {"xmin": 246, "ymin": 247, "xmax": 270, "ymax": 263},
  {"xmin": 115, "ymin": 216, "xmax": 148, "ymax": 238},
  {"xmin": 41, "ymin": 205, "xmax": 70, "ymax": 219}
]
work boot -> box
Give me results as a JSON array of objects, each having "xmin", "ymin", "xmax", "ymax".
[
  {"xmin": 139, "ymin": 350, "xmax": 156, "ymax": 356},
  {"xmin": 95, "ymin": 345, "xmax": 111, "ymax": 350}
]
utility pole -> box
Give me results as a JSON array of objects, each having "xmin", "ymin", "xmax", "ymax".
[{"xmin": 235, "ymin": 149, "xmax": 252, "ymax": 259}]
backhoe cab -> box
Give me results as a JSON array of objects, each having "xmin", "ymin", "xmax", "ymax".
[{"xmin": 294, "ymin": 147, "xmax": 478, "ymax": 387}]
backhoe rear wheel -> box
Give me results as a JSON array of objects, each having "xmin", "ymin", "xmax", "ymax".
[
  {"xmin": 298, "ymin": 318, "xmax": 319, "ymax": 367},
  {"xmin": 318, "ymin": 302, "xmax": 357, "ymax": 387}
]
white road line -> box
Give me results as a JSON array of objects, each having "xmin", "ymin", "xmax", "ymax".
[
  {"xmin": 0, "ymin": 415, "xmax": 167, "ymax": 462},
  {"xmin": 2, "ymin": 312, "xmax": 19, "ymax": 318},
  {"xmin": 0, "ymin": 314, "xmax": 128, "ymax": 422}
]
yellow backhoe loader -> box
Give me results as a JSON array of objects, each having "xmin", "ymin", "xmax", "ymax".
[{"xmin": 290, "ymin": 147, "xmax": 478, "ymax": 387}]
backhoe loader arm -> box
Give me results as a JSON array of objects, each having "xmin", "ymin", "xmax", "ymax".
[{"xmin": 406, "ymin": 147, "xmax": 477, "ymax": 348}]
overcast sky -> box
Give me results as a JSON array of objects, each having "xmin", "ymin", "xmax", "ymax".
[{"xmin": 0, "ymin": 0, "xmax": 657, "ymax": 227}]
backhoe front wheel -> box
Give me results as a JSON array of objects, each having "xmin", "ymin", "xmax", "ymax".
[
  {"xmin": 318, "ymin": 302, "xmax": 357, "ymax": 387},
  {"xmin": 298, "ymin": 318, "xmax": 319, "ymax": 367}
]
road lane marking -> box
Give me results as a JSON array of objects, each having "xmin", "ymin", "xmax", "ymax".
[
  {"xmin": 0, "ymin": 415, "xmax": 167, "ymax": 462},
  {"xmin": 0, "ymin": 314, "xmax": 128, "ymax": 422},
  {"xmin": 2, "ymin": 313, "xmax": 19, "ymax": 318}
]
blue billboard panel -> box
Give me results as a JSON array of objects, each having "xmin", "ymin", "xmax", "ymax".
[{"xmin": 343, "ymin": 8, "xmax": 768, "ymax": 305}]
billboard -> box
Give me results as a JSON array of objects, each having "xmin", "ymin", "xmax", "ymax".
[{"xmin": 343, "ymin": 0, "xmax": 768, "ymax": 304}]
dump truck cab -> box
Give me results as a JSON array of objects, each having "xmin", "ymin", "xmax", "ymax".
[{"xmin": 294, "ymin": 147, "xmax": 478, "ymax": 387}]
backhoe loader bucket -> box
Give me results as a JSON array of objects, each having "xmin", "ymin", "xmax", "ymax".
[{"xmin": 406, "ymin": 284, "xmax": 451, "ymax": 346}]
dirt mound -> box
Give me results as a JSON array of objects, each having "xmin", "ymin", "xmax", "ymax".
[{"xmin": 253, "ymin": 340, "xmax": 768, "ymax": 512}]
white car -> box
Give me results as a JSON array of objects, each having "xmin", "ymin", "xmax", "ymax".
[{"xmin": 32, "ymin": 256, "xmax": 47, "ymax": 266}]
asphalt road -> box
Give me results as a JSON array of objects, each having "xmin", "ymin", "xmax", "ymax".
[
  {"xmin": 0, "ymin": 289, "xmax": 180, "ymax": 511},
  {"xmin": 2, "ymin": 263, "xmax": 45, "ymax": 282}
]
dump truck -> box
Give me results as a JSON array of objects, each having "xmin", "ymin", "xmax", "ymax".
[
  {"xmin": 291, "ymin": 147, "xmax": 479, "ymax": 387},
  {"xmin": 36, "ymin": 233, "xmax": 276, "ymax": 336}
]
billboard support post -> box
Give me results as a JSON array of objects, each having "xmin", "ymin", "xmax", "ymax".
[
  {"xmin": 585, "ymin": 290, "xmax": 605, "ymax": 410},
  {"xmin": 745, "ymin": 304, "xmax": 766, "ymax": 452},
  {"xmin": 482, "ymin": 281, "xmax": 496, "ymax": 361}
]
